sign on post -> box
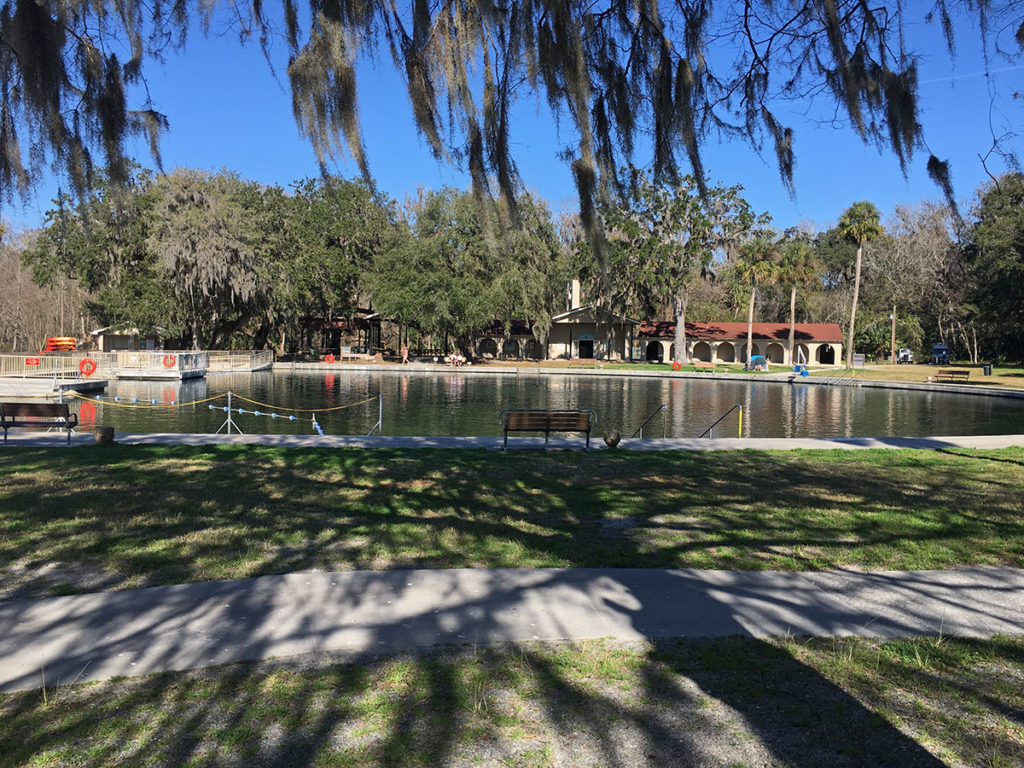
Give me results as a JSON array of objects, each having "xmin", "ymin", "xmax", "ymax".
[{"xmin": 852, "ymin": 353, "xmax": 866, "ymax": 368}]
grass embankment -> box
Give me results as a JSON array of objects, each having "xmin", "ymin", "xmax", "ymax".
[
  {"xmin": 2, "ymin": 635, "xmax": 1021, "ymax": 767},
  {"xmin": 2, "ymin": 444, "xmax": 1023, "ymax": 599},
  {"xmin": 850, "ymin": 364, "xmax": 1024, "ymax": 389}
]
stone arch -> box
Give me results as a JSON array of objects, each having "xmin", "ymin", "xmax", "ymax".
[
  {"xmin": 478, "ymin": 338, "xmax": 498, "ymax": 358},
  {"xmin": 716, "ymin": 343, "xmax": 735, "ymax": 363},
  {"xmin": 765, "ymin": 342, "xmax": 785, "ymax": 364},
  {"xmin": 645, "ymin": 341, "xmax": 663, "ymax": 361},
  {"xmin": 669, "ymin": 343, "xmax": 676, "ymax": 360},
  {"xmin": 816, "ymin": 344, "xmax": 836, "ymax": 365},
  {"xmin": 502, "ymin": 338, "xmax": 518, "ymax": 358},
  {"xmin": 524, "ymin": 338, "xmax": 541, "ymax": 359},
  {"xmin": 692, "ymin": 341, "xmax": 712, "ymax": 362}
]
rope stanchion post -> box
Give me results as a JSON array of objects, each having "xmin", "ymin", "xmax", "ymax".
[{"xmin": 215, "ymin": 391, "xmax": 241, "ymax": 435}]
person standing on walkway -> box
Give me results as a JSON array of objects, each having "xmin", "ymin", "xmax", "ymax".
[{"xmin": 401, "ymin": 344, "xmax": 409, "ymax": 364}]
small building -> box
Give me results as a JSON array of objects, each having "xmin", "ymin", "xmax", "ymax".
[
  {"xmin": 474, "ymin": 319, "xmax": 545, "ymax": 360},
  {"xmin": 300, "ymin": 309, "xmax": 383, "ymax": 355},
  {"xmin": 548, "ymin": 306, "xmax": 639, "ymax": 361},
  {"xmin": 637, "ymin": 322, "xmax": 843, "ymax": 366},
  {"xmin": 90, "ymin": 325, "xmax": 165, "ymax": 352}
]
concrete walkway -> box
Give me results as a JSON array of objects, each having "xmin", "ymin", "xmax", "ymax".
[
  {"xmin": 2, "ymin": 566, "xmax": 1022, "ymax": 692},
  {"xmin": 3, "ymin": 430, "xmax": 1023, "ymax": 451}
]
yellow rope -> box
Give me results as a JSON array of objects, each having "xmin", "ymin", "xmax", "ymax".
[
  {"xmin": 65, "ymin": 391, "xmax": 225, "ymax": 409},
  {"xmin": 232, "ymin": 393, "xmax": 379, "ymax": 413},
  {"xmin": 62, "ymin": 390, "xmax": 376, "ymax": 414}
]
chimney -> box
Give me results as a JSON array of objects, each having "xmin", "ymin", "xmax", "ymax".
[{"xmin": 570, "ymin": 279, "xmax": 581, "ymax": 310}]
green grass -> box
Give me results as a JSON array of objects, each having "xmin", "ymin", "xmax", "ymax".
[
  {"xmin": 2, "ymin": 635, "xmax": 1021, "ymax": 767},
  {"xmin": 1, "ymin": 444, "xmax": 1023, "ymax": 598},
  {"xmin": 848, "ymin": 364, "xmax": 1024, "ymax": 389}
]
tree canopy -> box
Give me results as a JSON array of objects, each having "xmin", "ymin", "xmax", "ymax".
[{"xmin": 3, "ymin": 0, "xmax": 1021, "ymax": 232}]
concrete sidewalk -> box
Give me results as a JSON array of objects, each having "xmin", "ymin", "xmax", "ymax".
[
  {"xmin": 2, "ymin": 566, "xmax": 1022, "ymax": 692},
  {"xmin": 2, "ymin": 430, "xmax": 1023, "ymax": 451}
]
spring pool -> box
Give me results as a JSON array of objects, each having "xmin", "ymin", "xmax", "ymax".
[{"xmin": 63, "ymin": 369, "xmax": 1024, "ymax": 439}]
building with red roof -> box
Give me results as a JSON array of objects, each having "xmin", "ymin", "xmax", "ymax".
[{"xmin": 637, "ymin": 321, "xmax": 843, "ymax": 365}]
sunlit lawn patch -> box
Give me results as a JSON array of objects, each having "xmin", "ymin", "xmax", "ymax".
[{"xmin": 1, "ymin": 444, "xmax": 1022, "ymax": 598}]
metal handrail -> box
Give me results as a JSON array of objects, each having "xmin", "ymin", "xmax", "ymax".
[
  {"xmin": 366, "ymin": 393, "xmax": 383, "ymax": 435},
  {"xmin": 631, "ymin": 403, "xmax": 667, "ymax": 438},
  {"xmin": 698, "ymin": 404, "xmax": 743, "ymax": 439},
  {"xmin": 824, "ymin": 370, "xmax": 855, "ymax": 386}
]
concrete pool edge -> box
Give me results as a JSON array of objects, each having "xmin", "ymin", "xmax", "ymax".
[{"xmin": 3, "ymin": 432, "xmax": 1023, "ymax": 451}]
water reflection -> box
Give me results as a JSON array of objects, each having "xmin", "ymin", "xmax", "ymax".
[{"xmin": 65, "ymin": 370, "xmax": 1024, "ymax": 439}]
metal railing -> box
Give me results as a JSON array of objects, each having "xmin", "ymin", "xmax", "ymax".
[
  {"xmin": 824, "ymin": 370, "xmax": 857, "ymax": 386},
  {"xmin": 115, "ymin": 350, "xmax": 208, "ymax": 374},
  {"xmin": 207, "ymin": 350, "xmax": 274, "ymax": 372},
  {"xmin": 631, "ymin": 403, "xmax": 667, "ymax": 438},
  {"xmin": 2, "ymin": 349, "xmax": 269, "ymax": 379},
  {"xmin": 0, "ymin": 354, "xmax": 84, "ymax": 378},
  {"xmin": 366, "ymin": 393, "xmax": 383, "ymax": 435},
  {"xmin": 698, "ymin": 404, "xmax": 743, "ymax": 438}
]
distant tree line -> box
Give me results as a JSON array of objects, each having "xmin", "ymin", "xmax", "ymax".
[
  {"xmin": 12, "ymin": 168, "xmax": 568, "ymax": 355},
  {"xmin": 568, "ymin": 170, "xmax": 1024, "ymax": 364},
  {"xmin": 5, "ymin": 168, "xmax": 1024, "ymax": 363}
]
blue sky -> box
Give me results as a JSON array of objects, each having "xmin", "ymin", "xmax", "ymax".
[{"xmin": 4, "ymin": 10, "xmax": 1022, "ymax": 233}]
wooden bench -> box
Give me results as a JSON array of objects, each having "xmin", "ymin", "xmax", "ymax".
[
  {"xmin": 1, "ymin": 402, "xmax": 78, "ymax": 444},
  {"xmin": 693, "ymin": 361, "xmax": 717, "ymax": 372},
  {"xmin": 499, "ymin": 409, "xmax": 597, "ymax": 452},
  {"xmin": 935, "ymin": 369, "xmax": 970, "ymax": 383}
]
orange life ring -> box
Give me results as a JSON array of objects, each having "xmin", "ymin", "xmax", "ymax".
[
  {"xmin": 671, "ymin": 361, "xmax": 682, "ymax": 371},
  {"xmin": 325, "ymin": 354, "xmax": 336, "ymax": 364},
  {"xmin": 163, "ymin": 354, "xmax": 177, "ymax": 368},
  {"xmin": 79, "ymin": 358, "xmax": 97, "ymax": 376}
]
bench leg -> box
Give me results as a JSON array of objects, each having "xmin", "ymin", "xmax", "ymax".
[
  {"xmin": 585, "ymin": 431, "xmax": 590, "ymax": 452},
  {"xmin": 544, "ymin": 430, "xmax": 549, "ymax": 452},
  {"xmin": 503, "ymin": 430, "xmax": 508, "ymax": 452}
]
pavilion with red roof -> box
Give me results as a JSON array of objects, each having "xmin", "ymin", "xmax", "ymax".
[{"xmin": 637, "ymin": 321, "xmax": 843, "ymax": 366}]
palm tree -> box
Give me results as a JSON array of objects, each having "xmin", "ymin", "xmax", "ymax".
[
  {"xmin": 734, "ymin": 238, "xmax": 780, "ymax": 368},
  {"xmin": 838, "ymin": 201, "xmax": 883, "ymax": 368},
  {"xmin": 778, "ymin": 239, "xmax": 821, "ymax": 365}
]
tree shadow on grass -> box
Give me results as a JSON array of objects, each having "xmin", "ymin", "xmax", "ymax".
[
  {"xmin": 4, "ymin": 564, "xmax": 1023, "ymax": 765},
  {"xmin": 2, "ymin": 443, "xmax": 1024, "ymax": 598},
  {"xmin": 1, "ymin": 443, "xmax": 1023, "ymax": 763}
]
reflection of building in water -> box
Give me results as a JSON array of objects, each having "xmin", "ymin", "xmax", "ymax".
[
  {"xmin": 447, "ymin": 374, "xmax": 465, "ymax": 402},
  {"xmin": 636, "ymin": 322, "xmax": 843, "ymax": 366}
]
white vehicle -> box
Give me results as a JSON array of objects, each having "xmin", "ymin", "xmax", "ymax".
[{"xmin": 896, "ymin": 348, "xmax": 914, "ymax": 364}]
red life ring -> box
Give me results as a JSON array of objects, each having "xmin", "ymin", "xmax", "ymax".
[
  {"xmin": 325, "ymin": 354, "xmax": 336, "ymax": 364},
  {"xmin": 671, "ymin": 361, "xmax": 682, "ymax": 371},
  {"xmin": 163, "ymin": 354, "xmax": 177, "ymax": 368},
  {"xmin": 79, "ymin": 358, "xmax": 97, "ymax": 376}
]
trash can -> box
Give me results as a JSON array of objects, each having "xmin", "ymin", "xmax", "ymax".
[{"xmin": 983, "ymin": 364, "xmax": 993, "ymax": 376}]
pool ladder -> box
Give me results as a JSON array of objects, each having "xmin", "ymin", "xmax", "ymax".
[
  {"xmin": 698, "ymin": 404, "xmax": 743, "ymax": 438},
  {"xmin": 631, "ymin": 403, "xmax": 668, "ymax": 438}
]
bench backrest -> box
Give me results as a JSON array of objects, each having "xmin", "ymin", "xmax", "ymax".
[
  {"xmin": 504, "ymin": 411, "xmax": 549, "ymax": 431},
  {"xmin": 0, "ymin": 402, "xmax": 71, "ymax": 421},
  {"xmin": 503, "ymin": 410, "xmax": 593, "ymax": 431},
  {"xmin": 546, "ymin": 411, "xmax": 592, "ymax": 431}
]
